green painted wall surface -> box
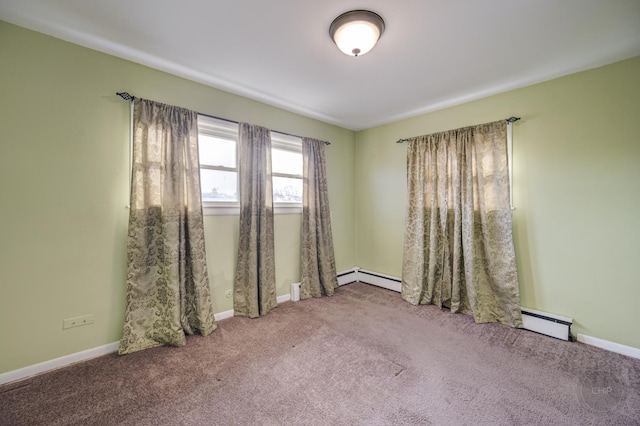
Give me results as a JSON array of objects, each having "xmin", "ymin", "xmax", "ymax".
[
  {"xmin": 355, "ymin": 56, "xmax": 640, "ymax": 349},
  {"xmin": 2, "ymin": 18, "xmax": 638, "ymax": 375},
  {"xmin": 0, "ymin": 22, "xmax": 355, "ymax": 374}
]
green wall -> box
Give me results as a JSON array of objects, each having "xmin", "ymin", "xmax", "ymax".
[
  {"xmin": 0, "ymin": 22, "xmax": 356, "ymax": 374},
  {"xmin": 355, "ymin": 56, "xmax": 640, "ymax": 349},
  {"xmin": 1, "ymin": 20, "xmax": 638, "ymax": 375}
]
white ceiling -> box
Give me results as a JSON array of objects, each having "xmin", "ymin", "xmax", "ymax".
[{"xmin": 2, "ymin": 0, "xmax": 639, "ymax": 130}]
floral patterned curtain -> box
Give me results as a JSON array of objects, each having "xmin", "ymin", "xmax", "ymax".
[
  {"xmin": 401, "ymin": 120, "xmax": 522, "ymax": 327},
  {"xmin": 300, "ymin": 137, "xmax": 338, "ymax": 299},
  {"xmin": 233, "ymin": 123, "xmax": 277, "ymax": 318},
  {"xmin": 119, "ymin": 98, "xmax": 216, "ymax": 355}
]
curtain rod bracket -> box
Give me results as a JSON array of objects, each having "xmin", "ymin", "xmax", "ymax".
[{"xmin": 117, "ymin": 92, "xmax": 135, "ymax": 101}]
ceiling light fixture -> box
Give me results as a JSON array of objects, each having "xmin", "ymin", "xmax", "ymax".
[{"xmin": 329, "ymin": 10, "xmax": 385, "ymax": 57}]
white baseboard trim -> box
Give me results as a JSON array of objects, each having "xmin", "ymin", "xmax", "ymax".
[
  {"xmin": 0, "ymin": 295, "xmax": 287, "ymax": 386},
  {"xmin": 577, "ymin": 333, "xmax": 640, "ymax": 360},
  {"xmin": 276, "ymin": 293, "xmax": 291, "ymax": 304},
  {"xmin": 214, "ymin": 309, "xmax": 234, "ymax": 321},
  {"xmin": 0, "ymin": 341, "xmax": 120, "ymax": 386},
  {"xmin": 356, "ymin": 267, "xmax": 640, "ymax": 358},
  {"xmin": 356, "ymin": 269, "xmax": 640, "ymax": 358},
  {"xmin": 11, "ymin": 274, "xmax": 636, "ymax": 387}
]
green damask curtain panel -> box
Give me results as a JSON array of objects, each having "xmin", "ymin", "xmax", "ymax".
[
  {"xmin": 234, "ymin": 123, "xmax": 277, "ymax": 318},
  {"xmin": 300, "ymin": 137, "xmax": 338, "ymax": 299},
  {"xmin": 401, "ymin": 120, "xmax": 522, "ymax": 327},
  {"xmin": 119, "ymin": 98, "xmax": 217, "ymax": 355}
]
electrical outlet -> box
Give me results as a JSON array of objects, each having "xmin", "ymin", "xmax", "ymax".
[
  {"xmin": 63, "ymin": 314, "xmax": 94, "ymax": 329},
  {"xmin": 225, "ymin": 290, "xmax": 232, "ymax": 299}
]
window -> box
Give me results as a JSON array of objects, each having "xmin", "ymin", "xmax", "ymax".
[
  {"xmin": 197, "ymin": 115, "xmax": 303, "ymax": 215},
  {"xmin": 198, "ymin": 116, "xmax": 239, "ymax": 214},
  {"xmin": 271, "ymin": 132, "xmax": 303, "ymax": 204}
]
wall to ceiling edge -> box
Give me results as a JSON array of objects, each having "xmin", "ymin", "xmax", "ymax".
[{"xmin": 355, "ymin": 55, "xmax": 640, "ymax": 350}]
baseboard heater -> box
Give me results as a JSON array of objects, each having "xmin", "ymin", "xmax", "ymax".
[
  {"xmin": 289, "ymin": 269, "xmax": 358, "ymax": 302},
  {"xmin": 355, "ymin": 268, "xmax": 573, "ymax": 341},
  {"xmin": 355, "ymin": 269, "xmax": 402, "ymax": 292},
  {"xmin": 520, "ymin": 308, "xmax": 572, "ymax": 341},
  {"xmin": 292, "ymin": 268, "xmax": 573, "ymax": 341},
  {"xmin": 337, "ymin": 269, "xmax": 357, "ymax": 286}
]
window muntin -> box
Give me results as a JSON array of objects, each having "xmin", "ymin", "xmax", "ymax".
[{"xmin": 197, "ymin": 116, "xmax": 303, "ymax": 214}]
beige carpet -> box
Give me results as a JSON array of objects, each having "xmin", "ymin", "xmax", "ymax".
[{"xmin": 1, "ymin": 282, "xmax": 639, "ymax": 425}]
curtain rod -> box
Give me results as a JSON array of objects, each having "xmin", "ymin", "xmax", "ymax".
[
  {"xmin": 394, "ymin": 116, "xmax": 521, "ymax": 144},
  {"xmin": 116, "ymin": 92, "xmax": 330, "ymax": 145}
]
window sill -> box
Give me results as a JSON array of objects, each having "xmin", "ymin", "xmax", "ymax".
[
  {"xmin": 274, "ymin": 204, "xmax": 302, "ymax": 215},
  {"xmin": 203, "ymin": 204, "xmax": 302, "ymax": 216},
  {"xmin": 203, "ymin": 204, "xmax": 239, "ymax": 216}
]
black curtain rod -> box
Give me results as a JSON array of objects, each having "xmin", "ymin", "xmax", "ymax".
[
  {"xmin": 395, "ymin": 116, "xmax": 521, "ymax": 144},
  {"xmin": 116, "ymin": 92, "xmax": 330, "ymax": 145}
]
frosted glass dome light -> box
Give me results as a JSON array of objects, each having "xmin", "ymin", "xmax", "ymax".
[{"xmin": 330, "ymin": 10, "xmax": 385, "ymax": 57}]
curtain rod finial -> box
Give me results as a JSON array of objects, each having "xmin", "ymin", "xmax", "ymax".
[{"xmin": 506, "ymin": 116, "xmax": 521, "ymax": 123}]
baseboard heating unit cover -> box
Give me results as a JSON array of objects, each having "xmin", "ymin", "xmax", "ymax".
[
  {"xmin": 355, "ymin": 268, "xmax": 573, "ymax": 341},
  {"xmin": 521, "ymin": 308, "xmax": 572, "ymax": 341},
  {"xmin": 337, "ymin": 269, "xmax": 357, "ymax": 286},
  {"xmin": 302, "ymin": 267, "xmax": 573, "ymax": 342},
  {"xmin": 356, "ymin": 269, "xmax": 402, "ymax": 293}
]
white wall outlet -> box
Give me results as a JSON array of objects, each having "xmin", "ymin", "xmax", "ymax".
[
  {"xmin": 63, "ymin": 314, "xmax": 94, "ymax": 329},
  {"xmin": 225, "ymin": 290, "xmax": 232, "ymax": 299}
]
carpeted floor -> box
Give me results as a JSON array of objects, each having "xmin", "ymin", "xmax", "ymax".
[{"xmin": 1, "ymin": 282, "xmax": 639, "ymax": 425}]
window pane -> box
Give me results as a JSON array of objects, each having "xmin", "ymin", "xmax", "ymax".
[
  {"xmin": 272, "ymin": 149, "xmax": 302, "ymax": 176},
  {"xmin": 273, "ymin": 176, "xmax": 302, "ymax": 203},
  {"xmin": 199, "ymin": 135, "xmax": 236, "ymax": 168},
  {"xmin": 200, "ymin": 169, "xmax": 237, "ymax": 202}
]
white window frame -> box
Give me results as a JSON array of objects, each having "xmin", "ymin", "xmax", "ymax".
[{"xmin": 197, "ymin": 115, "xmax": 303, "ymax": 215}]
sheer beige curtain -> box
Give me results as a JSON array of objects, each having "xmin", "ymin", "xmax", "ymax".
[
  {"xmin": 234, "ymin": 123, "xmax": 277, "ymax": 318},
  {"xmin": 119, "ymin": 98, "xmax": 217, "ymax": 355},
  {"xmin": 401, "ymin": 120, "xmax": 522, "ymax": 327},
  {"xmin": 300, "ymin": 137, "xmax": 338, "ymax": 299}
]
